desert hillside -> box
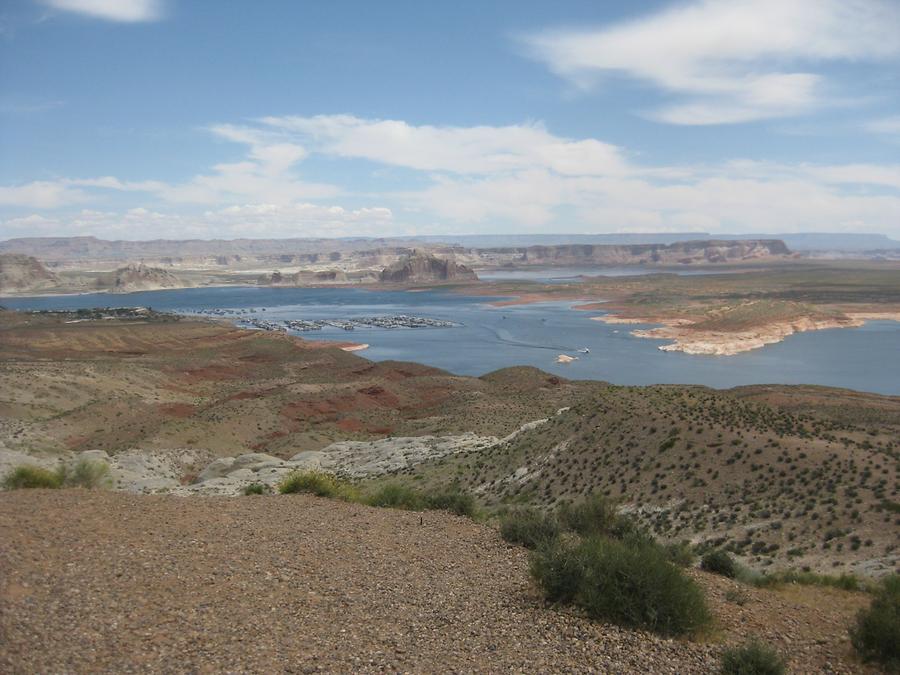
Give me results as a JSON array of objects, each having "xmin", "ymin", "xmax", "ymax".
[
  {"xmin": 0, "ymin": 254, "xmax": 59, "ymax": 294},
  {"xmin": 1, "ymin": 309, "xmax": 897, "ymax": 580},
  {"xmin": 0, "ymin": 490, "xmax": 874, "ymax": 673}
]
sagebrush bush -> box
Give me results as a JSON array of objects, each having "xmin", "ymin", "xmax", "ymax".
[
  {"xmin": 366, "ymin": 483, "xmax": 425, "ymax": 510},
  {"xmin": 531, "ymin": 537, "xmax": 711, "ymax": 636},
  {"xmin": 424, "ymin": 490, "xmax": 477, "ymax": 517},
  {"xmin": 66, "ymin": 459, "xmax": 111, "ymax": 489},
  {"xmin": 665, "ymin": 541, "xmax": 697, "ymax": 568},
  {"xmin": 557, "ymin": 493, "xmax": 618, "ymax": 538},
  {"xmin": 243, "ymin": 483, "xmax": 267, "ymax": 495},
  {"xmin": 500, "ymin": 508, "xmax": 560, "ymax": 549},
  {"xmin": 719, "ymin": 640, "xmax": 786, "ymax": 675},
  {"xmin": 850, "ymin": 574, "xmax": 900, "ymax": 669},
  {"xmin": 528, "ymin": 537, "xmax": 585, "ymax": 603},
  {"xmin": 2, "ymin": 465, "xmax": 64, "ymax": 490},
  {"xmin": 701, "ymin": 549, "xmax": 737, "ymax": 578},
  {"xmin": 278, "ymin": 471, "xmax": 359, "ymax": 501}
]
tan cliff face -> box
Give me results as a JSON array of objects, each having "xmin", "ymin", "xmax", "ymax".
[
  {"xmin": 0, "ymin": 254, "xmax": 60, "ymax": 293},
  {"xmin": 476, "ymin": 239, "xmax": 793, "ymax": 266},
  {"xmin": 103, "ymin": 263, "xmax": 183, "ymax": 293},
  {"xmin": 379, "ymin": 253, "xmax": 479, "ymax": 283}
]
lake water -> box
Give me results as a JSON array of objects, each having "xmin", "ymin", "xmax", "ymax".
[{"xmin": 4, "ymin": 285, "xmax": 899, "ymax": 395}]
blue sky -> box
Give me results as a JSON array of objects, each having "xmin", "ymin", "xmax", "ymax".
[{"xmin": 1, "ymin": 0, "xmax": 900, "ymax": 239}]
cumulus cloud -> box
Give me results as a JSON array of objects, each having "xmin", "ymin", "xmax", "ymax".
[
  {"xmin": 1, "ymin": 203, "xmax": 395, "ymax": 239},
  {"xmin": 40, "ymin": 0, "xmax": 165, "ymax": 22},
  {"xmin": 260, "ymin": 115, "xmax": 629, "ymax": 176},
  {"xmin": 4, "ymin": 113, "xmax": 900, "ymax": 238},
  {"xmin": 522, "ymin": 0, "xmax": 900, "ymax": 125}
]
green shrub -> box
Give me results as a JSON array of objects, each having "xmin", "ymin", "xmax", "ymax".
[
  {"xmin": 424, "ymin": 490, "xmax": 477, "ymax": 517},
  {"xmin": 557, "ymin": 493, "xmax": 618, "ymax": 538},
  {"xmin": 278, "ymin": 471, "xmax": 359, "ymax": 501},
  {"xmin": 366, "ymin": 483, "xmax": 425, "ymax": 510},
  {"xmin": 243, "ymin": 483, "xmax": 267, "ymax": 495},
  {"xmin": 529, "ymin": 538, "xmax": 585, "ymax": 603},
  {"xmin": 665, "ymin": 540, "xmax": 697, "ymax": 568},
  {"xmin": 531, "ymin": 537, "xmax": 711, "ymax": 636},
  {"xmin": 499, "ymin": 508, "xmax": 560, "ymax": 549},
  {"xmin": 66, "ymin": 459, "xmax": 111, "ymax": 489},
  {"xmin": 850, "ymin": 574, "xmax": 900, "ymax": 669},
  {"xmin": 701, "ymin": 549, "xmax": 737, "ymax": 578},
  {"xmin": 2, "ymin": 465, "xmax": 64, "ymax": 490},
  {"xmin": 719, "ymin": 640, "xmax": 786, "ymax": 675}
]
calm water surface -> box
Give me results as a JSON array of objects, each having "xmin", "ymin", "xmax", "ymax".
[{"xmin": 4, "ymin": 285, "xmax": 899, "ymax": 395}]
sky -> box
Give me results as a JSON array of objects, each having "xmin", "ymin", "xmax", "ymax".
[{"xmin": 1, "ymin": 0, "xmax": 900, "ymax": 240}]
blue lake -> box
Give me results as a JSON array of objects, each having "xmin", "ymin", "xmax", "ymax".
[{"xmin": 3, "ymin": 285, "xmax": 899, "ymax": 395}]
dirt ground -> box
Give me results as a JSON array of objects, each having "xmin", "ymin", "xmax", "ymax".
[{"xmin": 0, "ymin": 490, "xmax": 877, "ymax": 674}]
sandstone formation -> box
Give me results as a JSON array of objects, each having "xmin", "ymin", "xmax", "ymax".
[
  {"xmin": 103, "ymin": 263, "xmax": 183, "ymax": 293},
  {"xmin": 379, "ymin": 252, "xmax": 478, "ymax": 283},
  {"xmin": 0, "ymin": 254, "xmax": 59, "ymax": 294}
]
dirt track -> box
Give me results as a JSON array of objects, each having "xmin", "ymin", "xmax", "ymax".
[{"xmin": 0, "ymin": 491, "xmax": 871, "ymax": 673}]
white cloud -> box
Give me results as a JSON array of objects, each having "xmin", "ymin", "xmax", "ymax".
[
  {"xmin": 260, "ymin": 115, "xmax": 629, "ymax": 176},
  {"xmin": 523, "ymin": 0, "xmax": 900, "ymax": 125},
  {"xmin": 40, "ymin": 0, "xmax": 164, "ymax": 22},
  {"xmin": 4, "ymin": 113, "xmax": 900, "ymax": 238},
  {"xmin": 0, "ymin": 181, "xmax": 87, "ymax": 208},
  {"xmin": 865, "ymin": 116, "xmax": 900, "ymax": 135},
  {"xmin": 2, "ymin": 203, "xmax": 395, "ymax": 239}
]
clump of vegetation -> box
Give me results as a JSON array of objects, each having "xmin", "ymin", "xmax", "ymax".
[
  {"xmin": 423, "ymin": 490, "xmax": 477, "ymax": 517},
  {"xmin": 557, "ymin": 493, "xmax": 618, "ymax": 538},
  {"xmin": 531, "ymin": 536, "xmax": 711, "ymax": 637},
  {"xmin": 701, "ymin": 549, "xmax": 737, "ymax": 578},
  {"xmin": 278, "ymin": 471, "xmax": 359, "ymax": 501},
  {"xmin": 2, "ymin": 460, "xmax": 113, "ymax": 490},
  {"xmin": 719, "ymin": 640, "xmax": 786, "ymax": 675},
  {"xmin": 665, "ymin": 540, "xmax": 697, "ymax": 568},
  {"xmin": 65, "ymin": 459, "xmax": 111, "ymax": 489},
  {"xmin": 366, "ymin": 483, "xmax": 425, "ymax": 510},
  {"xmin": 2, "ymin": 465, "xmax": 65, "ymax": 490},
  {"xmin": 499, "ymin": 508, "xmax": 560, "ymax": 549},
  {"xmin": 850, "ymin": 574, "xmax": 900, "ymax": 669},
  {"xmin": 242, "ymin": 483, "xmax": 268, "ymax": 495}
]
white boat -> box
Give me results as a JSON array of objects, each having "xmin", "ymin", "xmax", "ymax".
[{"xmin": 577, "ymin": 347, "xmax": 591, "ymax": 354}]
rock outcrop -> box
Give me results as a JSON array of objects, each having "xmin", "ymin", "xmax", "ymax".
[
  {"xmin": 379, "ymin": 253, "xmax": 478, "ymax": 283},
  {"xmin": 103, "ymin": 263, "xmax": 182, "ymax": 293},
  {"xmin": 259, "ymin": 269, "xmax": 350, "ymax": 286},
  {"xmin": 0, "ymin": 254, "xmax": 60, "ymax": 294}
]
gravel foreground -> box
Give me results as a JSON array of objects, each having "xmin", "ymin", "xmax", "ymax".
[{"xmin": 0, "ymin": 491, "xmax": 870, "ymax": 673}]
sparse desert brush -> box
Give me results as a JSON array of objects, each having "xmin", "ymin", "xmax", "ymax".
[
  {"xmin": 719, "ymin": 639, "xmax": 786, "ymax": 675},
  {"xmin": 531, "ymin": 536, "xmax": 711, "ymax": 637},
  {"xmin": 65, "ymin": 459, "xmax": 111, "ymax": 489},
  {"xmin": 850, "ymin": 574, "xmax": 900, "ymax": 670},
  {"xmin": 2, "ymin": 465, "xmax": 65, "ymax": 490},
  {"xmin": 243, "ymin": 483, "xmax": 267, "ymax": 495},
  {"xmin": 278, "ymin": 470, "xmax": 359, "ymax": 501},
  {"xmin": 701, "ymin": 549, "xmax": 737, "ymax": 578},
  {"xmin": 424, "ymin": 490, "xmax": 477, "ymax": 517},
  {"xmin": 665, "ymin": 540, "xmax": 697, "ymax": 568},
  {"xmin": 366, "ymin": 483, "xmax": 425, "ymax": 510},
  {"xmin": 751, "ymin": 569, "xmax": 862, "ymax": 592},
  {"xmin": 500, "ymin": 508, "xmax": 560, "ymax": 549}
]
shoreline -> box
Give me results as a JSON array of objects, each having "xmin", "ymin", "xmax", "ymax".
[{"xmin": 592, "ymin": 311, "xmax": 900, "ymax": 356}]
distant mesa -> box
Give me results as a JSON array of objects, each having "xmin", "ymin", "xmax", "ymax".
[
  {"xmin": 511, "ymin": 239, "xmax": 792, "ymax": 266},
  {"xmin": 103, "ymin": 263, "xmax": 182, "ymax": 293},
  {"xmin": 0, "ymin": 253, "xmax": 60, "ymax": 294},
  {"xmin": 379, "ymin": 252, "xmax": 478, "ymax": 283}
]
